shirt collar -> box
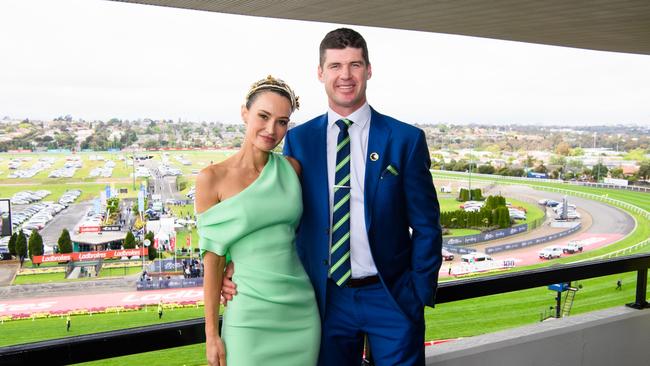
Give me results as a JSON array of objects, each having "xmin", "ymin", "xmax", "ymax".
[{"xmin": 327, "ymin": 102, "xmax": 371, "ymax": 129}]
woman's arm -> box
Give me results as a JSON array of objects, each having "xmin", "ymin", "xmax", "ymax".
[
  {"xmin": 204, "ymin": 251, "xmax": 227, "ymax": 366},
  {"xmin": 196, "ymin": 166, "xmax": 228, "ymax": 365}
]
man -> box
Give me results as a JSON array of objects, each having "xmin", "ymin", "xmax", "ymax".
[{"xmin": 224, "ymin": 28, "xmax": 442, "ymax": 365}]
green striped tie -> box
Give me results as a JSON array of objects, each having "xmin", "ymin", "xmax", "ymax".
[{"xmin": 330, "ymin": 118, "xmax": 353, "ymax": 286}]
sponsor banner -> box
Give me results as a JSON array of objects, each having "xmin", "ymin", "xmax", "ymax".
[
  {"xmin": 443, "ymin": 224, "xmax": 528, "ymax": 246},
  {"xmin": 32, "ymin": 248, "xmax": 148, "ymax": 264},
  {"xmin": 79, "ymin": 225, "xmax": 101, "ymax": 233},
  {"xmin": 485, "ymin": 223, "xmax": 581, "ymax": 255},
  {"xmin": 149, "ymin": 258, "xmax": 183, "ymax": 272},
  {"xmin": 7, "ymin": 149, "xmax": 32, "ymax": 153},
  {"xmin": 137, "ymin": 278, "xmax": 203, "ymax": 291},
  {"xmin": 101, "ymin": 225, "xmax": 122, "ymax": 232}
]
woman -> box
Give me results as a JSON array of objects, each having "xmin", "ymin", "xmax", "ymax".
[{"xmin": 196, "ymin": 76, "xmax": 320, "ymax": 366}]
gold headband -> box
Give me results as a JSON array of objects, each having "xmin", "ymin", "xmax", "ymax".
[{"xmin": 246, "ymin": 75, "xmax": 300, "ymax": 111}]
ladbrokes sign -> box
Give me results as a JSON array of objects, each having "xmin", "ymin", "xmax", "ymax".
[{"xmin": 32, "ymin": 248, "xmax": 148, "ymax": 264}]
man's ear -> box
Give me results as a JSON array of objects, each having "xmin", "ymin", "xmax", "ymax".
[
  {"xmin": 317, "ymin": 65, "xmax": 324, "ymax": 83},
  {"xmin": 367, "ymin": 63, "xmax": 372, "ymax": 80}
]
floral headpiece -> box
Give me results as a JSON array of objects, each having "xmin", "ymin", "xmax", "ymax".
[{"xmin": 246, "ymin": 75, "xmax": 300, "ymax": 111}]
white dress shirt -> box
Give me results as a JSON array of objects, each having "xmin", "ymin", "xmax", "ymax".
[{"xmin": 327, "ymin": 102, "xmax": 378, "ymax": 279}]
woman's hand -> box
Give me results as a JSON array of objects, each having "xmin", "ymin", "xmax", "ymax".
[{"xmin": 206, "ymin": 334, "xmax": 226, "ymax": 366}]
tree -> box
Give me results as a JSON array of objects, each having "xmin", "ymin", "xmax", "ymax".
[
  {"xmin": 16, "ymin": 231, "xmax": 28, "ymax": 265},
  {"xmin": 555, "ymin": 142, "xmax": 571, "ymax": 156},
  {"xmin": 58, "ymin": 229, "xmax": 73, "ymax": 253},
  {"xmin": 525, "ymin": 155, "xmax": 535, "ymax": 168},
  {"xmin": 591, "ymin": 162, "xmax": 609, "ymax": 181},
  {"xmin": 8, "ymin": 232, "xmax": 17, "ymax": 258},
  {"xmin": 148, "ymin": 243, "xmax": 157, "ymax": 260},
  {"xmin": 124, "ymin": 231, "xmax": 136, "ymax": 249},
  {"xmin": 569, "ymin": 147, "xmax": 584, "ymax": 156},
  {"xmin": 638, "ymin": 162, "xmax": 650, "ymax": 181},
  {"xmin": 478, "ymin": 164, "xmax": 495, "ymax": 174},
  {"xmin": 28, "ymin": 231, "xmax": 44, "ymax": 263},
  {"xmin": 609, "ymin": 167, "xmax": 624, "ymax": 179},
  {"xmin": 534, "ymin": 162, "xmax": 548, "ymax": 173}
]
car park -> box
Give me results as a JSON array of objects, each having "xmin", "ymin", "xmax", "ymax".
[{"xmin": 539, "ymin": 246, "xmax": 563, "ymax": 259}]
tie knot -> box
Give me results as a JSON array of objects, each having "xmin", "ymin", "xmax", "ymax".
[{"xmin": 335, "ymin": 118, "xmax": 353, "ymax": 132}]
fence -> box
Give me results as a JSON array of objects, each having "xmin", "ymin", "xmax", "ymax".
[
  {"xmin": 3, "ymin": 253, "xmax": 649, "ymax": 365},
  {"xmin": 433, "ymin": 169, "xmax": 650, "ymax": 193}
]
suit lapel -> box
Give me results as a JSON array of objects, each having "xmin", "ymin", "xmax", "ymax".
[
  {"xmin": 311, "ymin": 114, "xmax": 330, "ymax": 221},
  {"xmin": 364, "ymin": 108, "xmax": 390, "ymax": 231}
]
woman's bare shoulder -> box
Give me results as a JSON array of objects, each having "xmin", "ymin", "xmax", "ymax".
[{"xmin": 195, "ymin": 162, "xmax": 229, "ymax": 213}]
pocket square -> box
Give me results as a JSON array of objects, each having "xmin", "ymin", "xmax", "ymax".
[{"xmin": 381, "ymin": 164, "xmax": 399, "ymax": 178}]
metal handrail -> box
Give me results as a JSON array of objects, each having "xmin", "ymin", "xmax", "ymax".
[{"xmin": 2, "ymin": 253, "xmax": 649, "ymax": 365}]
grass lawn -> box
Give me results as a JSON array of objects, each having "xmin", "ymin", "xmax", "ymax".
[
  {"xmin": 13, "ymin": 272, "xmax": 68, "ymax": 284},
  {"xmin": 98, "ymin": 266, "xmax": 143, "ymax": 277},
  {"xmin": 446, "ymin": 228, "xmax": 481, "ymax": 237},
  {"xmin": 0, "ymin": 307, "xmax": 205, "ymax": 347}
]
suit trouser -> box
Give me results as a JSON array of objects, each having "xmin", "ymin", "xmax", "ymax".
[{"xmin": 319, "ymin": 279, "xmax": 425, "ymax": 366}]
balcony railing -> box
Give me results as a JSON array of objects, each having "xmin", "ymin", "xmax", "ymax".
[{"xmin": 1, "ymin": 253, "xmax": 649, "ymax": 365}]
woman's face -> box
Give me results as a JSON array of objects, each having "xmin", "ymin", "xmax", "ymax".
[{"xmin": 242, "ymin": 91, "xmax": 292, "ymax": 152}]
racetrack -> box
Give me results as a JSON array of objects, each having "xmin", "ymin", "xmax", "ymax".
[{"xmin": 437, "ymin": 181, "xmax": 636, "ymax": 277}]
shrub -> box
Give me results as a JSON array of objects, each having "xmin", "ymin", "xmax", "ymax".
[
  {"xmin": 8, "ymin": 232, "xmax": 17, "ymax": 257},
  {"xmin": 28, "ymin": 231, "xmax": 44, "ymax": 261},
  {"xmin": 58, "ymin": 229, "xmax": 73, "ymax": 253},
  {"xmin": 16, "ymin": 231, "xmax": 28, "ymax": 265}
]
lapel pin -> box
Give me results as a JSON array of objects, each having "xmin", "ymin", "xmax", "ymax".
[{"xmin": 370, "ymin": 152, "xmax": 379, "ymax": 161}]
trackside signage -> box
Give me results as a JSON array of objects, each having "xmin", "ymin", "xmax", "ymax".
[{"xmin": 32, "ymin": 248, "xmax": 148, "ymax": 264}]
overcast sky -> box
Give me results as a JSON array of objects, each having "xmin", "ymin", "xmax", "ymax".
[{"xmin": 1, "ymin": 0, "xmax": 650, "ymax": 126}]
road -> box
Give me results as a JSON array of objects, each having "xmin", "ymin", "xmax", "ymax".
[
  {"xmin": 435, "ymin": 181, "xmax": 636, "ymax": 276},
  {"xmin": 39, "ymin": 201, "xmax": 93, "ymax": 247}
]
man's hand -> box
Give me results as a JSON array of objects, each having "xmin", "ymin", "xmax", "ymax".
[{"xmin": 220, "ymin": 262, "xmax": 237, "ymax": 306}]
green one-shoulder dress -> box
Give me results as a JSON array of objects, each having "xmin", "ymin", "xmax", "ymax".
[{"xmin": 198, "ymin": 153, "xmax": 320, "ymax": 366}]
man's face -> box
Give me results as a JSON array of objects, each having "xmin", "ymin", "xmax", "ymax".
[{"xmin": 318, "ymin": 47, "xmax": 372, "ymax": 116}]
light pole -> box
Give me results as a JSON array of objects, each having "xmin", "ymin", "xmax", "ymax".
[
  {"xmin": 143, "ymin": 239, "xmax": 150, "ymax": 272},
  {"xmin": 468, "ymin": 147, "xmax": 473, "ymax": 201}
]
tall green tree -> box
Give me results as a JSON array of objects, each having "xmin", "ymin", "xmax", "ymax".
[
  {"xmin": 58, "ymin": 229, "xmax": 73, "ymax": 253},
  {"xmin": 16, "ymin": 231, "xmax": 28, "ymax": 265},
  {"xmin": 124, "ymin": 231, "xmax": 136, "ymax": 249},
  {"xmin": 28, "ymin": 231, "xmax": 44, "ymax": 264},
  {"xmin": 8, "ymin": 232, "xmax": 17, "ymax": 257}
]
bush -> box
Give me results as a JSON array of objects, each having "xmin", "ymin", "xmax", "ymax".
[
  {"xmin": 148, "ymin": 244, "xmax": 157, "ymax": 260},
  {"xmin": 58, "ymin": 229, "xmax": 73, "ymax": 253},
  {"xmin": 124, "ymin": 231, "xmax": 136, "ymax": 249},
  {"xmin": 8, "ymin": 232, "xmax": 17, "ymax": 257},
  {"xmin": 16, "ymin": 231, "xmax": 28, "ymax": 264},
  {"xmin": 28, "ymin": 231, "xmax": 44, "ymax": 262}
]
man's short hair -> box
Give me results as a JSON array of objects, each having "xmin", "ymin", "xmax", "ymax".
[{"xmin": 319, "ymin": 28, "xmax": 370, "ymax": 66}]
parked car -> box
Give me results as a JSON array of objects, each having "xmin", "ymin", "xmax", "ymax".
[{"xmin": 539, "ymin": 246, "xmax": 563, "ymax": 259}]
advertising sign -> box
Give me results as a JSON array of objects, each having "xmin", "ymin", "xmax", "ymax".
[
  {"xmin": 0, "ymin": 199, "xmax": 11, "ymax": 237},
  {"xmin": 32, "ymin": 248, "xmax": 148, "ymax": 264}
]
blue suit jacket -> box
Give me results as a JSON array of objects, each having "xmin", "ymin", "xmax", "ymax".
[{"xmin": 284, "ymin": 107, "xmax": 442, "ymax": 322}]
